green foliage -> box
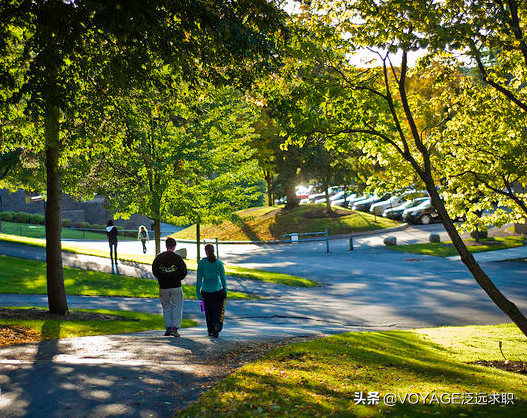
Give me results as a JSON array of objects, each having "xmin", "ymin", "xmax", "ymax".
[
  {"xmin": 29, "ymin": 213, "xmax": 45, "ymax": 225},
  {"xmin": 0, "ymin": 211, "xmax": 14, "ymax": 222},
  {"xmin": 13, "ymin": 212, "xmax": 29, "ymax": 223}
]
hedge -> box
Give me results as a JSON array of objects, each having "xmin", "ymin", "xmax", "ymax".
[
  {"xmin": 0, "ymin": 211, "xmax": 15, "ymax": 222},
  {"xmin": 14, "ymin": 212, "xmax": 29, "ymax": 223}
]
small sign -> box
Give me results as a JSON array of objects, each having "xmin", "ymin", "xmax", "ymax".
[{"xmin": 291, "ymin": 233, "xmax": 298, "ymax": 242}]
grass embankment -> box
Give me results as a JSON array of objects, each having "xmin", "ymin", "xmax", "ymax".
[
  {"xmin": 0, "ymin": 233, "xmax": 318, "ymax": 287},
  {"xmin": 176, "ymin": 323, "xmax": 527, "ymax": 418},
  {"xmin": 0, "ymin": 255, "xmax": 256, "ymax": 299},
  {"xmin": 0, "ymin": 221, "xmax": 133, "ymax": 240},
  {"xmin": 172, "ymin": 204, "xmax": 400, "ymax": 242},
  {"xmin": 1, "ymin": 307, "xmax": 197, "ymax": 345},
  {"xmin": 392, "ymin": 236, "xmax": 527, "ymax": 257}
]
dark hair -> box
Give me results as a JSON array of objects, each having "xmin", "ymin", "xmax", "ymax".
[
  {"xmin": 205, "ymin": 243, "xmax": 216, "ymax": 263},
  {"xmin": 107, "ymin": 220, "xmax": 113, "ymax": 227},
  {"xmin": 165, "ymin": 237, "xmax": 176, "ymax": 249}
]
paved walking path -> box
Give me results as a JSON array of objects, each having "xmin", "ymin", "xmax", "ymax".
[{"xmin": 2, "ymin": 224, "xmax": 527, "ymax": 417}]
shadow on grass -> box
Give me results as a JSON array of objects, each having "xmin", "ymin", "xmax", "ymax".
[
  {"xmin": 177, "ymin": 330, "xmax": 527, "ymax": 418},
  {"xmin": 230, "ymin": 214, "xmax": 261, "ymax": 242}
]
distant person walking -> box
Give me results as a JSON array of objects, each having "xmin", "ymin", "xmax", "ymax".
[
  {"xmin": 138, "ymin": 225, "xmax": 149, "ymax": 254},
  {"xmin": 196, "ymin": 244, "xmax": 227, "ymax": 338},
  {"xmin": 106, "ymin": 220, "xmax": 118, "ymax": 264},
  {"xmin": 152, "ymin": 237, "xmax": 187, "ymax": 337}
]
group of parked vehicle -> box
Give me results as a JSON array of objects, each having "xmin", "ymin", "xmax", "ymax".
[{"xmin": 289, "ymin": 185, "xmax": 440, "ymax": 225}]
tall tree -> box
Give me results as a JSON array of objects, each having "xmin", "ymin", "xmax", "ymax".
[
  {"xmin": 289, "ymin": 2, "xmax": 527, "ymax": 337},
  {"xmin": 0, "ymin": 0, "xmax": 284, "ymax": 315},
  {"xmin": 94, "ymin": 85, "xmax": 261, "ymax": 257}
]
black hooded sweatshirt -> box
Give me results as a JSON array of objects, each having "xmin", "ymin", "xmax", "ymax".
[{"xmin": 152, "ymin": 251, "xmax": 187, "ymax": 289}]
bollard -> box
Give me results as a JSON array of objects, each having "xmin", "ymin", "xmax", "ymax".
[
  {"xmin": 429, "ymin": 233, "xmax": 441, "ymax": 243},
  {"xmin": 215, "ymin": 237, "xmax": 219, "ymax": 259},
  {"xmin": 349, "ymin": 236, "xmax": 354, "ymax": 251},
  {"xmin": 384, "ymin": 236, "xmax": 397, "ymax": 246}
]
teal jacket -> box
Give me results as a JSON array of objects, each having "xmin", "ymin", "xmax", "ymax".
[{"xmin": 196, "ymin": 257, "xmax": 227, "ymax": 300}]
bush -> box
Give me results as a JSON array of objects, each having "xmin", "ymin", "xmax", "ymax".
[
  {"xmin": 29, "ymin": 214, "xmax": 45, "ymax": 225},
  {"xmin": 0, "ymin": 211, "xmax": 15, "ymax": 222},
  {"xmin": 73, "ymin": 222, "xmax": 91, "ymax": 229},
  {"xmin": 62, "ymin": 219, "xmax": 71, "ymax": 228},
  {"xmin": 91, "ymin": 224, "xmax": 106, "ymax": 233},
  {"xmin": 14, "ymin": 212, "xmax": 29, "ymax": 223}
]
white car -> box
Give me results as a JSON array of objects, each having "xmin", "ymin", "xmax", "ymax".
[
  {"xmin": 331, "ymin": 193, "xmax": 357, "ymax": 207},
  {"xmin": 370, "ymin": 194, "xmax": 407, "ymax": 216},
  {"xmin": 309, "ymin": 186, "xmax": 343, "ymax": 203}
]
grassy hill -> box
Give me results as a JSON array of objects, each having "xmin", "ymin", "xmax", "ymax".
[{"xmin": 172, "ymin": 204, "xmax": 400, "ymax": 241}]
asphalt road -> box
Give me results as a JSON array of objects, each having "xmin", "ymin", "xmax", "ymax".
[{"xmin": 1, "ymin": 224, "xmax": 527, "ymax": 418}]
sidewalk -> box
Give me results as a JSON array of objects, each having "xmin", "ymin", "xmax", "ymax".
[
  {"xmin": 0, "ymin": 326, "xmax": 340, "ymax": 418},
  {"xmin": 447, "ymin": 245, "xmax": 527, "ymax": 262}
]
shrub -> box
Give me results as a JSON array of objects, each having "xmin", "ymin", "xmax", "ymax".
[
  {"xmin": 14, "ymin": 212, "xmax": 29, "ymax": 223},
  {"xmin": 0, "ymin": 211, "xmax": 15, "ymax": 222},
  {"xmin": 62, "ymin": 219, "xmax": 71, "ymax": 228},
  {"xmin": 91, "ymin": 224, "xmax": 106, "ymax": 233},
  {"xmin": 73, "ymin": 222, "xmax": 91, "ymax": 229},
  {"xmin": 29, "ymin": 214, "xmax": 45, "ymax": 225}
]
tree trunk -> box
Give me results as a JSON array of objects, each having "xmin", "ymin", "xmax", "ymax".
[
  {"xmin": 196, "ymin": 222, "xmax": 201, "ymax": 262},
  {"xmin": 153, "ymin": 217, "xmax": 161, "ymax": 254},
  {"xmin": 285, "ymin": 182, "xmax": 299, "ymax": 210},
  {"xmin": 45, "ymin": 102, "xmax": 68, "ymax": 316},
  {"xmin": 425, "ymin": 176, "xmax": 527, "ymax": 337},
  {"xmin": 324, "ymin": 185, "xmax": 331, "ymax": 213},
  {"xmin": 264, "ymin": 170, "xmax": 273, "ymax": 206},
  {"xmin": 343, "ymin": 186, "xmax": 348, "ymax": 208}
]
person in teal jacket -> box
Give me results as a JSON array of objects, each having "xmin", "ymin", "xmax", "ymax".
[{"xmin": 196, "ymin": 244, "xmax": 227, "ymax": 338}]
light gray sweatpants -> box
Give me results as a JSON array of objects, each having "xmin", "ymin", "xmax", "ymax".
[{"xmin": 159, "ymin": 287, "xmax": 183, "ymax": 329}]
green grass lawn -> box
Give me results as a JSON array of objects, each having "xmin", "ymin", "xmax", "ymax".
[
  {"xmin": 172, "ymin": 204, "xmax": 400, "ymax": 242},
  {"xmin": 391, "ymin": 236, "xmax": 527, "ymax": 257},
  {"xmin": 176, "ymin": 323, "xmax": 527, "ymax": 418},
  {"xmin": 0, "ymin": 233, "xmax": 318, "ymax": 287},
  {"xmin": 0, "ymin": 221, "xmax": 134, "ymax": 240},
  {"xmin": 0, "ymin": 255, "xmax": 257, "ymax": 300},
  {"xmin": 1, "ymin": 307, "xmax": 197, "ymax": 340}
]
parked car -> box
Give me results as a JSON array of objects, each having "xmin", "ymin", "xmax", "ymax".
[
  {"xmin": 402, "ymin": 198, "xmax": 441, "ymax": 224},
  {"xmin": 370, "ymin": 194, "xmax": 407, "ymax": 216},
  {"xmin": 295, "ymin": 185, "xmax": 314, "ymax": 200},
  {"xmin": 371, "ymin": 190, "xmax": 429, "ymax": 216},
  {"xmin": 308, "ymin": 186, "xmax": 343, "ymax": 203},
  {"xmin": 383, "ymin": 197, "xmax": 429, "ymax": 220},
  {"xmin": 347, "ymin": 193, "xmax": 370, "ymax": 207},
  {"xmin": 352, "ymin": 194, "xmax": 390, "ymax": 212},
  {"xmin": 332, "ymin": 193, "xmax": 357, "ymax": 207}
]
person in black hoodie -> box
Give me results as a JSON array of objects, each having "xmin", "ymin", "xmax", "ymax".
[
  {"xmin": 106, "ymin": 220, "xmax": 118, "ymax": 264},
  {"xmin": 152, "ymin": 237, "xmax": 187, "ymax": 337}
]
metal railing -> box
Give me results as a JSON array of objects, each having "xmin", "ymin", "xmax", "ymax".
[{"xmin": 283, "ymin": 229, "xmax": 330, "ymax": 253}]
